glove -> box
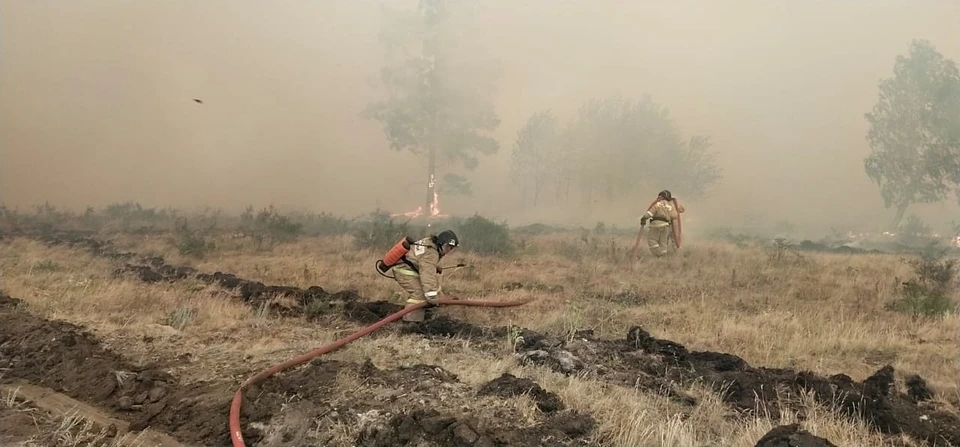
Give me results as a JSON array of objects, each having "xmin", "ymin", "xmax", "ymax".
[
  {"xmin": 424, "ymin": 293, "xmax": 439, "ymax": 307},
  {"xmin": 640, "ymin": 216, "xmax": 649, "ymax": 226}
]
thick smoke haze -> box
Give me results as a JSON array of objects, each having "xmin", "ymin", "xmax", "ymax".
[{"xmin": 2, "ymin": 1, "xmax": 960, "ymax": 236}]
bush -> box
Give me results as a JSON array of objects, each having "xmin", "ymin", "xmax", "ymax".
[
  {"xmin": 898, "ymin": 215, "xmax": 937, "ymax": 248},
  {"xmin": 353, "ymin": 209, "xmax": 414, "ymax": 251},
  {"xmin": 447, "ymin": 214, "xmax": 514, "ymax": 256},
  {"xmin": 174, "ymin": 218, "xmax": 213, "ymax": 258},
  {"xmin": 301, "ymin": 212, "xmax": 352, "ymax": 237},
  {"xmin": 240, "ymin": 205, "xmax": 303, "ymax": 250},
  {"xmin": 886, "ymin": 251, "xmax": 957, "ymax": 318}
]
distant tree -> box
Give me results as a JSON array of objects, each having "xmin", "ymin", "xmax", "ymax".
[
  {"xmin": 864, "ymin": 39, "xmax": 960, "ymax": 229},
  {"xmin": 362, "ymin": 0, "xmax": 501, "ymax": 216},
  {"xmin": 552, "ymin": 94, "xmax": 722, "ymax": 210},
  {"xmin": 659, "ymin": 135, "xmax": 723, "ymax": 200},
  {"xmin": 510, "ymin": 110, "xmax": 559, "ymax": 207}
]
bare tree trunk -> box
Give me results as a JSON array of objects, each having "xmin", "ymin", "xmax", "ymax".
[
  {"xmin": 426, "ymin": 100, "xmax": 439, "ymax": 217},
  {"xmin": 426, "ymin": 148, "xmax": 436, "ymax": 216},
  {"xmin": 891, "ymin": 201, "xmax": 909, "ymax": 230},
  {"xmin": 533, "ymin": 180, "xmax": 540, "ymax": 208}
]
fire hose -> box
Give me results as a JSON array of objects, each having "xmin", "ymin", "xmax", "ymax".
[{"xmin": 228, "ymin": 296, "xmax": 532, "ymax": 447}]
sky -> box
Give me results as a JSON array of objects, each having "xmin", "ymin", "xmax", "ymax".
[{"xmin": 2, "ymin": 1, "xmax": 960, "ymax": 236}]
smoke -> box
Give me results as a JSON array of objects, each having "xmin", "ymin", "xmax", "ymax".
[{"xmin": 2, "ymin": 1, "xmax": 959, "ymax": 235}]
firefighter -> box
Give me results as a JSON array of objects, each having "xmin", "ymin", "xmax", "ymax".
[
  {"xmin": 391, "ymin": 230, "xmax": 460, "ymax": 322},
  {"xmin": 640, "ymin": 190, "xmax": 684, "ymax": 257}
]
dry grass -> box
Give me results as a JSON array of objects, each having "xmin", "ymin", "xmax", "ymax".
[
  {"xmin": 2, "ymin": 230, "xmax": 958, "ymax": 445},
  {"xmin": 0, "ymin": 386, "xmax": 157, "ymax": 447}
]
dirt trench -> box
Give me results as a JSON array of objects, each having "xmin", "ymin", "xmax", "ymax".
[
  {"xmin": 240, "ymin": 359, "xmax": 597, "ymax": 447},
  {"xmin": 0, "ymin": 292, "xmax": 235, "ymax": 446},
  {"xmin": 16, "ymin": 231, "xmax": 960, "ymax": 445},
  {"xmin": 0, "ymin": 289, "xmax": 598, "ymax": 446},
  {"xmin": 404, "ymin": 315, "xmax": 960, "ymax": 446},
  {"xmin": 33, "ymin": 230, "xmax": 404, "ymax": 323}
]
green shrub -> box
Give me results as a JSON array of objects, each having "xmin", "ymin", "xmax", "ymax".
[
  {"xmin": 898, "ymin": 215, "xmax": 938, "ymax": 248},
  {"xmin": 174, "ymin": 218, "xmax": 212, "ymax": 258},
  {"xmin": 301, "ymin": 212, "xmax": 352, "ymax": 236},
  {"xmin": 166, "ymin": 305, "xmax": 197, "ymax": 330},
  {"xmin": 886, "ymin": 252, "xmax": 957, "ymax": 318},
  {"xmin": 240, "ymin": 205, "xmax": 303, "ymax": 250},
  {"xmin": 353, "ymin": 209, "xmax": 414, "ymax": 251},
  {"xmin": 447, "ymin": 214, "xmax": 514, "ymax": 256}
]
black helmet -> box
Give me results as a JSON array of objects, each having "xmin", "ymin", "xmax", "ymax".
[
  {"xmin": 658, "ymin": 190, "xmax": 672, "ymax": 200},
  {"xmin": 436, "ymin": 230, "xmax": 459, "ymax": 248}
]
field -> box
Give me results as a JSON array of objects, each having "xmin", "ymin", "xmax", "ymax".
[{"xmin": 0, "ymin": 206, "xmax": 958, "ymax": 447}]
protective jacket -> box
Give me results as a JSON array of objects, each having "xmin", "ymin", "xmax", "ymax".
[
  {"xmin": 392, "ymin": 236, "xmax": 442, "ymax": 300},
  {"xmin": 644, "ymin": 198, "xmax": 684, "ymax": 228},
  {"xmin": 643, "ymin": 197, "xmax": 685, "ymax": 252}
]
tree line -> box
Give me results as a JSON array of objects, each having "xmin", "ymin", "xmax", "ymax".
[
  {"xmin": 362, "ymin": 1, "xmax": 960, "ymax": 229},
  {"xmin": 510, "ymin": 97, "xmax": 722, "ymax": 208}
]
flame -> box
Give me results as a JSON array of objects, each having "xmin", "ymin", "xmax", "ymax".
[{"xmin": 391, "ymin": 175, "xmax": 448, "ymax": 219}]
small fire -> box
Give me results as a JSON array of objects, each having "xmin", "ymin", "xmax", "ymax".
[{"xmin": 391, "ymin": 175, "xmax": 448, "ymax": 219}]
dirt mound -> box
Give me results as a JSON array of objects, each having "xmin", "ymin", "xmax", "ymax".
[
  {"xmin": 26, "ymin": 231, "xmax": 402, "ymax": 324},
  {"xmin": 513, "ymin": 325, "xmax": 960, "ymax": 446},
  {"xmin": 114, "ymin": 255, "xmax": 373, "ymax": 319},
  {"xmin": 356, "ymin": 408, "xmax": 596, "ymax": 447},
  {"xmin": 3, "ymin": 289, "xmax": 593, "ymax": 447},
  {"xmin": 400, "ymin": 315, "xmax": 550, "ymax": 350},
  {"xmin": 0, "ymin": 292, "xmax": 232, "ymax": 445},
  {"xmin": 36, "ymin": 230, "xmax": 137, "ymax": 261},
  {"xmin": 754, "ymin": 423, "xmax": 838, "ymax": 447},
  {"xmin": 236, "ymin": 358, "xmax": 596, "ymax": 447},
  {"xmin": 478, "ymin": 373, "xmax": 565, "ymax": 413},
  {"xmin": 119, "ymin": 256, "xmax": 405, "ymax": 323},
  {"xmin": 116, "ymin": 252, "xmax": 401, "ymax": 323},
  {"xmin": 403, "ymin": 316, "xmax": 960, "ymax": 445}
]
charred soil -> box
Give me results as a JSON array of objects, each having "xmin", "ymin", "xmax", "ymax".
[
  {"xmin": 403, "ymin": 315, "xmax": 960, "ymax": 446},
  {"xmin": 240, "ymin": 360, "xmax": 597, "ymax": 447},
  {"xmin": 34, "ymin": 230, "xmax": 404, "ymax": 323},
  {"xmin": 13, "ymin": 232, "xmax": 960, "ymax": 446},
  {"xmin": 0, "ymin": 292, "xmax": 234, "ymax": 446},
  {"xmin": 0, "ymin": 290, "xmax": 595, "ymax": 446}
]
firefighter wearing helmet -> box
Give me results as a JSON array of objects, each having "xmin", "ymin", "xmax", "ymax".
[
  {"xmin": 640, "ymin": 190, "xmax": 684, "ymax": 257},
  {"xmin": 388, "ymin": 230, "xmax": 460, "ymax": 322}
]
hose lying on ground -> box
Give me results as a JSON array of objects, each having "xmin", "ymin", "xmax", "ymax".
[{"xmin": 228, "ymin": 297, "xmax": 533, "ymax": 447}]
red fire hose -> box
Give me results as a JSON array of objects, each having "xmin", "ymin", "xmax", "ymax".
[{"xmin": 228, "ymin": 297, "xmax": 532, "ymax": 447}]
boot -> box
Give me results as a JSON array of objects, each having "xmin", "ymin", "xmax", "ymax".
[{"xmin": 402, "ymin": 300, "xmax": 425, "ymax": 322}]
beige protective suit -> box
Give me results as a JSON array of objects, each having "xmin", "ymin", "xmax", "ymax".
[
  {"xmin": 644, "ymin": 198, "xmax": 684, "ymax": 256},
  {"xmin": 392, "ymin": 236, "xmax": 442, "ymax": 322}
]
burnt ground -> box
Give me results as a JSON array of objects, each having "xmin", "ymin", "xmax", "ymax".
[
  {"xmin": 29, "ymin": 230, "xmax": 404, "ymax": 323},
  {"xmin": 754, "ymin": 423, "xmax": 839, "ymax": 447},
  {"xmin": 0, "ymin": 291, "xmax": 597, "ymax": 446},
  {"xmin": 404, "ymin": 317, "xmax": 960, "ymax": 446},
  {"xmin": 244, "ymin": 360, "xmax": 597, "ymax": 447},
  {"xmin": 8, "ymin": 231, "xmax": 960, "ymax": 446}
]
